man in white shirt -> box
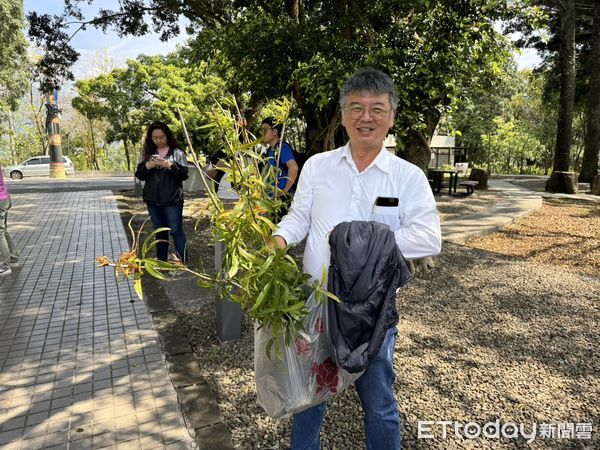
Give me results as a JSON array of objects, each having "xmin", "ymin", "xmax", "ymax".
[{"xmin": 272, "ymin": 68, "xmax": 441, "ymax": 450}]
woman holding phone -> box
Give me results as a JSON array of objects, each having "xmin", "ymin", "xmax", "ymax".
[{"xmin": 135, "ymin": 121, "xmax": 189, "ymax": 263}]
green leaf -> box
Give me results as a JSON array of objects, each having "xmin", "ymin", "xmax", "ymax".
[
  {"xmin": 252, "ymin": 280, "xmax": 272, "ymax": 312},
  {"xmin": 143, "ymin": 260, "xmax": 167, "ymax": 280},
  {"xmin": 133, "ymin": 278, "xmax": 143, "ymax": 300},
  {"xmin": 228, "ymin": 255, "xmax": 239, "ymax": 278}
]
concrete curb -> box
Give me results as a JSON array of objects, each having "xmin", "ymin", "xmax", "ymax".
[{"xmin": 142, "ymin": 276, "xmax": 234, "ymax": 450}]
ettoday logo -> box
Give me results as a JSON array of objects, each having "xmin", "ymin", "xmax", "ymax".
[{"xmin": 417, "ymin": 420, "xmax": 593, "ymax": 443}]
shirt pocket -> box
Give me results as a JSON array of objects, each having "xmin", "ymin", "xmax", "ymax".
[{"xmin": 371, "ymin": 205, "xmax": 400, "ymax": 231}]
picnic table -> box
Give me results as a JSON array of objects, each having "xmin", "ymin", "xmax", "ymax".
[
  {"xmin": 428, "ymin": 169, "xmax": 459, "ymax": 195},
  {"xmin": 428, "ymin": 168, "xmax": 480, "ymax": 196}
]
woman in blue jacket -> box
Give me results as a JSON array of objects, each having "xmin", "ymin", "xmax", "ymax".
[{"xmin": 135, "ymin": 121, "xmax": 189, "ymax": 262}]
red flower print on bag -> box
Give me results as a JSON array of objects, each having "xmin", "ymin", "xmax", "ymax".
[
  {"xmin": 295, "ymin": 337, "xmax": 310, "ymax": 356},
  {"xmin": 311, "ymin": 357, "xmax": 339, "ymax": 394}
]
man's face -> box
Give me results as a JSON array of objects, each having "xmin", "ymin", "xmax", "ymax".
[
  {"xmin": 341, "ymin": 92, "xmax": 395, "ymax": 151},
  {"xmin": 260, "ymin": 124, "xmax": 278, "ymax": 146}
]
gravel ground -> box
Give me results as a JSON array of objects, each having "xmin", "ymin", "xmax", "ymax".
[{"xmin": 113, "ymin": 186, "xmax": 599, "ymax": 449}]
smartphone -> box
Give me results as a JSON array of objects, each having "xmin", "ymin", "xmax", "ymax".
[
  {"xmin": 151, "ymin": 155, "xmax": 163, "ymax": 161},
  {"xmin": 375, "ymin": 196, "xmax": 399, "ymax": 207}
]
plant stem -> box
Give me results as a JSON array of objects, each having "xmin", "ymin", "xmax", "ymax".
[{"xmin": 176, "ymin": 107, "xmax": 221, "ymax": 212}]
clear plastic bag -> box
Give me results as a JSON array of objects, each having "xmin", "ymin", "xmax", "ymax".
[{"xmin": 254, "ymin": 291, "xmax": 363, "ymax": 419}]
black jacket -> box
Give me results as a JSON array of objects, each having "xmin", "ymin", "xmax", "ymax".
[
  {"xmin": 135, "ymin": 148, "xmax": 189, "ymax": 206},
  {"xmin": 327, "ymin": 221, "xmax": 412, "ymax": 373}
]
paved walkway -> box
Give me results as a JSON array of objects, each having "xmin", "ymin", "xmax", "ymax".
[
  {"xmin": 442, "ymin": 179, "xmax": 544, "ymax": 244},
  {"xmin": 0, "ymin": 191, "xmax": 193, "ymax": 449}
]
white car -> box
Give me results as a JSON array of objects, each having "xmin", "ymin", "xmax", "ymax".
[{"xmin": 5, "ymin": 155, "xmax": 75, "ymax": 179}]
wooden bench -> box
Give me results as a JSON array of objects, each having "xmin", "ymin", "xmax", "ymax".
[{"xmin": 457, "ymin": 180, "xmax": 479, "ymax": 195}]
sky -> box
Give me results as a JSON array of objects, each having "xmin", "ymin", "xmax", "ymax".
[{"xmin": 515, "ymin": 48, "xmax": 542, "ymax": 70}]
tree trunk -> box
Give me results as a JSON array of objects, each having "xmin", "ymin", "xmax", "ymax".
[
  {"xmin": 7, "ymin": 110, "xmax": 16, "ymax": 165},
  {"xmin": 285, "ymin": 0, "xmax": 301, "ymax": 23},
  {"xmin": 591, "ymin": 174, "xmax": 600, "ymax": 195},
  {"xmin": 303, "ymin": 102, "xmax": 340, "ymax": 155},
  {"xmin": 579, "ymin": 0, "xmax": 600, "ymax": 183},
  {"xmin": 88, "ymin": 118, "xmax": 100, "ymax": 171},
  {"xmin": 29, "ymin": 83, "xmax": 48, "ymax": 155},
  {"xmin": 398, "ymin": 131, "xmax": 432, "ymax": 173},
  {"xmin": 469, "ymin": 168, "xmax": 488, "ymax": 190},
  {"xmin": 123, "ymin": 139, "xmax": 131, "ymax": 171},
  {"xmin": 548, "ymin": 0, "xmax": 576, "ymax": 193},
  {"xmin": 546, "ymin": 171, "xmax": 578, "ymax": 193}
]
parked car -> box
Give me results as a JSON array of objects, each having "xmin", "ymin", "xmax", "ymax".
[{"xmin": 4, "ymin": 156, "xmax": 75, "ymax": 179}]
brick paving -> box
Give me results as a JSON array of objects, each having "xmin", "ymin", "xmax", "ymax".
[{"xmin": 0, "ymin": 191, "xmax": 193, "ymax": 449}]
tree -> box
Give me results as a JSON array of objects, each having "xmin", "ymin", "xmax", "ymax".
[
  {"xmin": 0, "ymin": 0, "xmax": 29, "ymax": 164},
  {"xmin": 186, "ymin": 1, "xmax": 523, "ymax": 169},
  {"xmin": 72, "ymin": 55, "xmax": 227, "ymax": 166},
  {"xmin": 545, "ymin": 0, "xmax": 576, "ymax": 192},
  {"xmin": 507, "ymin": 0, "xmax": 599, "ymax": 188},
  {"xmin": 579, "ymin": 0, "xmax": 600, "ymax": 183},
  {"xmin": 450, "ymin": 63, "xmax": 519, "ymax": 169},
  {"xmin": 483, "ymin": 116, "xmax": 545, "ymax": 174},
  {"xmin": 507, "ymin": 71, "xmax": 557, "ymax": 173},
  {"xmin": 28, "ymin": 0, "xmax": 539, "ymax": 171}
]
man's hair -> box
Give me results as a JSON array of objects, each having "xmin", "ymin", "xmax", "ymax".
[
  {"xmin": 339, "ymin": 68, "xmax": 398, "ymax": 112},
  {"xmin": 261, "ymin": 117, "xmax": 283, "ymax": 137}
]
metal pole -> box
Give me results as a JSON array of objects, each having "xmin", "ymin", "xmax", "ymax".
[
  {"xmin": 45, "ymin": 86, "xmax": 66, "ymax": 179},
  {"xmin": 214, "ymin": 238, "xmax": 242, "ymax": 342}
]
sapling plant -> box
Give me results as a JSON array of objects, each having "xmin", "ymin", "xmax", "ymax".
[{"xmin": 97, "ymin": 95, "xmax": 337, "ymax": 358}]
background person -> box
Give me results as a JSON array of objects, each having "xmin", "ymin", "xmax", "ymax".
[
  {"xmin": 135, "ymin": 121, "xmax": 189, "ymax": 263},
  {"xmin": 272, "ymin": 68, "xmax": 441, "ymax": 450},
  {"xmin": 205, "ymin": 149, "xmax": 240, "ymax": 201},
  {"xmin": 0, "ymin": 163, "xmax": 19, "ymax": 276},
  {"xmin": 260, "ymin": 117, "xmax": 299, "ymax": 196}
]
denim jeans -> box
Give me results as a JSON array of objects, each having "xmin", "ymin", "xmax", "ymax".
[
  {"xmin": 0, "ymin": 199, "xmax": 19, "ymax": 271},
  {"xmin": 290, "ymin": 328, "xmax": 400, "ymax": 450},
  {"xmin": 146, "ymin": 203, "xmax": 186, "ymax": 262}
]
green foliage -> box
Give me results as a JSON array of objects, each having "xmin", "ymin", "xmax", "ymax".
[
  {"xmin": 28, "ymin": 0, "xmax": 544, "ymax": 164},
  {"xmin": 195, "ymin": 96, "xmax": 337, "ymax": 356},
  {"xmin": 97, "ymin": 218, "xmax": 199, "ymax": 302},
  {"xmin": 98, "ymin": 96, "xmax": 336, "ymax": 357},
  {"xmin": 0, "ymin": 0, "xmax": 29, "ymax": 163},
  {"xmin": 184, "ymin": 0, "xmax": 532, "ymax": 156},
  {"xmin": 0, "ymin": 0, "xmax": 28, "ymax": 114},
  {"xmin": 483, "ymin": 116, "xmax": 545, "ymax": 174},
  {"xmin": 450, "ymin": 68, "xmax": 559, "ymax": 174},
  {"xmin": 72, "ymin": 56, "xmax": 227, "ymax": 161}
]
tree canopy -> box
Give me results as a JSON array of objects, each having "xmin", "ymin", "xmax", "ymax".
[
  {"xmin": 29, "ymin": 0, "xmax": 543, "ymax": 170},
  {"xmin": 0, "ymin": 0, "xmax": 28, "ymax": 113},
  {"xmin": 72, "ymin": 55, "xmax": 227, "ymax": 166}
]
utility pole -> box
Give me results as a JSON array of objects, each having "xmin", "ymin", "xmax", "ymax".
[{"xmin": 44, "ymin": 83, "xmax": 66, "ymax": 178}]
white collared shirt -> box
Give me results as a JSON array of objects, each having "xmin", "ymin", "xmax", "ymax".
[{"xmin": 275, "ymin": 144, "xmax": 441, "ymax": 280}]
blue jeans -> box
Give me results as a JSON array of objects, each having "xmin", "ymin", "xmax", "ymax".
[
  {"xmin": 290, "ymin": 328, "xmax": 400, "ymax": 450},
  {"xmin": 146, "ymin": 203, "xmax": 186, "ymax": 262}
]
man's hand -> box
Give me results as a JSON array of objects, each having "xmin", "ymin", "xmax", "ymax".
[{"xmin": 270, "ymin": 235, "xmax": 287, "ymax": 249}]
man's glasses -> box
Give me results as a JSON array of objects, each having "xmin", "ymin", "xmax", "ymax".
[
  {"xmin": 260, "ymin": 126, "xmax": 272, "ymax": 134},
  {"xmin": 344, "ymin": 105, "xmax": 390, "ymax": 120}
]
